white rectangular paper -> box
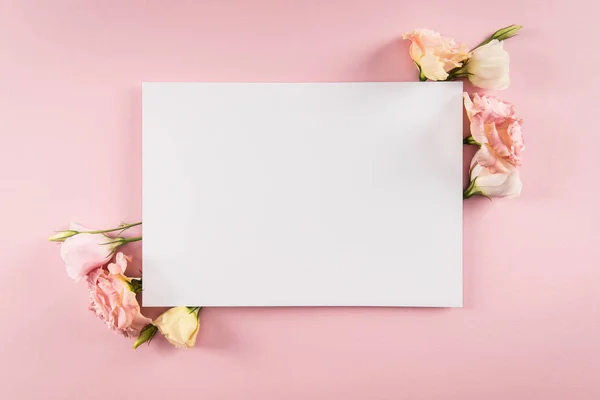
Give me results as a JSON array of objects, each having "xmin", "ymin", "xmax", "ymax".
[{"xmin": 142, "ymin": 82, "xmax": 463, "ymax": 307}]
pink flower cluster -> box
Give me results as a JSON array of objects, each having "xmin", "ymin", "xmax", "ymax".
[
  {"xmin": 402, "ymin": 25, "xmax": 520, "ymax": 90},
  {"xmin": 50, "ymin": 222, "xmax": 201, "ymax": 350},
  {"xmin": 47, "ymin": 25, "xmax": 525, "ymax": 355},
  {"xmin": 463, "ymin": 93, "xmax": 524, "ymax": 199},
  {"xmin": 87, "ymin": 253, "xmax": 151, "ymax": 337},
  {"xmin": 403, "ymin": 24, "xmax": 525, "ymax": 199},
  {"xmin": 53, "ymin": 223, "xmax": 150, "ymax": 337}
]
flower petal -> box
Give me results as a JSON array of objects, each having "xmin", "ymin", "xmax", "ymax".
[{"xmin": 419, "ymin": 54, "xmax": 448, "ymax": 81}]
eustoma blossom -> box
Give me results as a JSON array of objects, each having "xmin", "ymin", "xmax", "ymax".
[
  {"xmin": 403, "ymin": 24, "xmax": 522, "ymax": 90},
  {"xmin": 48, "ymin": 24, "xmax": 526, "ymax": 352},
  {"xmin": 87, "ymin": 252, "xmax": 152, "ymax": 337},
  {"xmin": 463, "ymin": 92, "xmax": 525, "ymax": 199},
  {"xmin": 154, "ymin": 306, "xmax": 200, "ymax": 348},
  {"xmin": 50, "ymin": 223, "xmax": 150, "ymax": 337},
  {"xmin": 402, "ymin": 29, "xmax": 470, "ymax": 81},
  {"xmin": 464, "ymin": 159, "xmax": 522, "ymax": 199},
  {"xmin": 50, "ymin": 222, "xmax": 203, "ymax": 349},
  {"xmin": 463, "ymin": 92, "xmax": 524, "ymax": 173},
  {"xmin": 465, "ymin": 39, "xmax": 510, "ymax": 90},
  {"xmin": 50, "ymin": 222, "xmax": 142, "ymax": 281}
]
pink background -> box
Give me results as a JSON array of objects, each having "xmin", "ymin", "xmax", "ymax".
[{"xmin": 1, "ymin": 0, "xmax": 599, "ymax": 399}]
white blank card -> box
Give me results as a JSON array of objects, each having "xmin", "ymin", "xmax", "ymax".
[{"xmin": 142, "ymin": 82, "xmax": 463, "ymax": 307}]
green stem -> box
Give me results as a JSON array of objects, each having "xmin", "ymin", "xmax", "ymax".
[
  {"xmin": 121, "ymin": 236, "xmax": 142, "ymax": 244},
  {"xmin": 453, "ymin": 72, "xmax": 471, "ymax": 78},
  {"xmin": 80, "ymin": 222, "xmax": 142, "ymax": 235},
  {"xmin": 471, "ymin": 38, "xmax": 492, "ymax": 52},
  {"xmin": 102, "ymin": 236, "xmax": 142, "ymax": 247},
  {"xmin": 470, "ymin": 25, "xmax": 522, "ymax": 52},
  {"xmin": 447, "ymin": 63, "xmax": 471, "ymax": 80}
]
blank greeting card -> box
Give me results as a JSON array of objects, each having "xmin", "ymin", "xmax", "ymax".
[{"xmin": 142, "ymin": 82, "xmax": 463, "ymax": 307}]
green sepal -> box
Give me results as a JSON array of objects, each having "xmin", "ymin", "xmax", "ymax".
[
  {"xmin": 463, "ymin": 136, "xmax": 480, "ymax": 146},
  {"xmin": 463, "ymin": 179, "xmax": 480, "ymax": 199},
  {"xmin": 128, "ymin": 279, "xmax": 143, "ymax": 294},
  {"xmin": 133, "ymin": 324, "xmax": 158, "ymax": 350}
]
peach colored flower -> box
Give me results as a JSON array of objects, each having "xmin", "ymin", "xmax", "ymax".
[
  {"xmin": 465, "ymin": 154, "xmax": 522, "ymax": 199},
  {"xmin": 464, "ymin": 92, "xmax": 524, "ymax": 174},
  {"xmin": 87, "ymin": 252, "xmax": 151, "ymax": 337},
  {"xmin": 402, "ymin": 29, "xmax": 470, "ymax": 81},
  {"xmin": 60, "ymin": 223, "xmax": 120, "ymax": 281}
]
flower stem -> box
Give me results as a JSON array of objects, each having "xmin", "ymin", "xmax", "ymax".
[
  {"xmin": 101, "ymin": 236, "xmax": 142, "ymax": 248},
  {"xmin": 470, "ymin": 25, "xmax": 522, "ymax": 52},
  {"xmin": 471, "ymin": 38, "xmax": 492, "ymax": 52},
  {"xmin": 80, "ymin": 222, "xmax": 142, "ymax": 235},
  {"xmin": 121, "ymin": 236, "xmax": 142, "ymax": 244},
  {"xmin": 447, "ymin": 63, "xmax": 470, "ymax": 80}
]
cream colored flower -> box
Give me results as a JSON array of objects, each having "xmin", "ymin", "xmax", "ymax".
[
  {"xmin": 464, "ymin": 155, "xmax": 522, "ymax": 199},
  {"xmin": 154, "ymin": 306, "xmax": 200, "ymax": 348},
  {"xmin": 466, "ymin": 40, "xmax": 510, "ymax": 90}
]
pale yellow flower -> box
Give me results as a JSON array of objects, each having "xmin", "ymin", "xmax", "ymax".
[{"xmin": 154, "ymin": 306, "xmax": 200, "ymax": 348}]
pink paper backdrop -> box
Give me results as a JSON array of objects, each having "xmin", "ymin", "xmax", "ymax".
[{"xmin": 1, "ymin": 1, "xmax": 599, "ymax": 399}]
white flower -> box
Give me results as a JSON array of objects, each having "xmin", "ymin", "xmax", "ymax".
[
  {"xmin": 465, "ymin": 159, "xmax": 522, "ymax": 199},
  {"xmin": 466, "ymin": 39, "xmax": 510, "ymax": 90}
]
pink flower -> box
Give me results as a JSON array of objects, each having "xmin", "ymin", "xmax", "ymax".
[
  {"xmin": 87, "ymin": 252, "xmax": 151, "ymax": 337},
  {"xmin": 402, "ymin": 29, "xmax": 470, "ymax": 81},
  {"xmin": 464, "ymin": 92, "xmax": 524, "ymax": 173},
  {"xmin": 61, "ymin": 223, "xmax": 119, "ymax": 281},
  {"xmin": 465, "ymin": 152, "xmax": 522, "ymax": 199}
]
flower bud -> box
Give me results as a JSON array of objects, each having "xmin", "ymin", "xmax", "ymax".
[{"xmin": 490, "ymin": 24, "xmax": 522, "ymax": 42}]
